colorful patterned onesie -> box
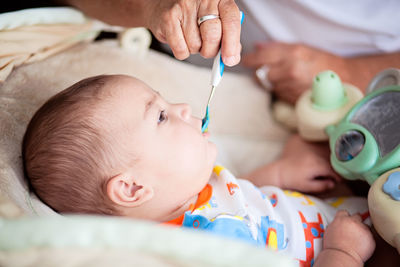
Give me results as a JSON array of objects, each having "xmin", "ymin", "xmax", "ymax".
[{"xmin": 167, "ymin": 165, "xmax": 369, "ymax": 267}]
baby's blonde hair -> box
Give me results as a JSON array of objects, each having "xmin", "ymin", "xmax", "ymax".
[{"xmin": 23, "ymin": 75, "xmax": 123, "ymax": 215}]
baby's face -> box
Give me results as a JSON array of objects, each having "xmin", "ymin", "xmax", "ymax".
[{"xmin": 100, "ymin": 75, "xmax": 217, "ymax": 214}]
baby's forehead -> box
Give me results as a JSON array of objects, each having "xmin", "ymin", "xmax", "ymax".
[
  {"xmin": 96, "ymin": 75, "xmax": 159, "ymax": 121},
  {"xmin": 106, "ymin": 75, "xmax": 157, "ymax": 98}
]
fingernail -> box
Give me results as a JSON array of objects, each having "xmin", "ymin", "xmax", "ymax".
[{"xmin": 224, "ymin": 55, "xmax": 240, "ymax": 66}]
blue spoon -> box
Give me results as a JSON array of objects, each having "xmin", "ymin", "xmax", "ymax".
[{"xmin": 201, "ymin": 11, "xmax": 244, "ymax": 133}]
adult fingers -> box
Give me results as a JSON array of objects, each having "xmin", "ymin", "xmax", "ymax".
[
  {"xmin": 329, "ymin": 170, "xmax": 343, "ymax": 183},
  {"xmin": 268, "ymin": 58, "xmax": 313, "ymax": 84},
  {"xmin": 242, "ymin": 42, "xmax": 289, "ymax": 67},
  {"xmin": 306, "ymin": 163, "xmax": 339, "ymax": 192},
  {"xmin": 242, "ymin": 50, "xmax": 279, "ymax": 67},
  {"xmin": 163, "ymin": 6, "xmax": 190, "ymax": 60},
  {"xmin": 313, "ymin": 155, "xmax": 343, "ymax": 183},
  {"xmin": 241, "ymin": 51, "xmax": 264, "ymax": 67},
  {"xmin": 270, "ymin": 80, "xmax": 304, "ymax": 104},
  {"xmin": 219, "ymin": 0, "xmax": 241, "ymax": 66},
  {"xmin": 307, "ymin": 178, "xmax": 336, "ymax": 192},
  {"xmin": 268, "ymin": 62, "xmax": 312, "ymax": 103},
  {"xmin": 181, "ymin": 0, "xmax": 202, "ymax": 54},
  {"xmin": 315, "ymin": 157, "xmax": 343, "ymax": 184},
  {"xmin": 198, "ymin": 0, "xmax": 222, "ymax": 58},
  {"xmin": 268, "ymin": 62, "xmax": 291, "ymax": 83}
]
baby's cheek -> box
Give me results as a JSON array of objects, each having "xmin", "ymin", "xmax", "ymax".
[{"xmin": 209, "ymin": 142, "xmax": 217, "ymax": 159}]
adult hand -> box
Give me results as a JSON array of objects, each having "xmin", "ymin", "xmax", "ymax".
[
  {"xmin": 278, "ymin": 134, "xmax": 342, "ymax": 193},
  {"xmin": 146, "ymin": 0, "xmax": 242, "ymax": 66},
  {"xmin": 63, "ymin": 0, "xmax": 242, "ymax": 66},
  {"xmin": 244, "ymin": 134, "xmax": 341, "ymax": 193},
  {"xmin": 242, "ymin": 42, "xmax": 347, "ymax": 104}
]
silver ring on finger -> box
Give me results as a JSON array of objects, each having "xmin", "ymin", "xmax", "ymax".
[
  {"xmin": 256, "ymin": 65, "xmax": 273, "ymax": 91},
  {"xmin": 197, "ymin": 14, "xmax": 220, "ymax": 26}
]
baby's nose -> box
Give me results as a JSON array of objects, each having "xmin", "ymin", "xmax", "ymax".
[{"xmin": 177, "ymin": 103, "xmax": 192, "ymax": 120}]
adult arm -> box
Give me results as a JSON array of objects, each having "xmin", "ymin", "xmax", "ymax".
[
  {"xmin": 59, "ymin": 0, "xmax": 242, "ymax": 66},
  {"xmin": 242, "ymin": 42, "xmax": 400, "ymax": 104}
]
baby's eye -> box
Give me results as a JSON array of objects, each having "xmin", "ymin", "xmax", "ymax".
[{"xmin": 158, "ymin": 110, "xmax": 167, "ymax": 124}]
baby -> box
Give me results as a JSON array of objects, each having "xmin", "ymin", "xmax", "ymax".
[{"xmin": 22, "ymin": 74, "xmax": 375, "ymax": 266}]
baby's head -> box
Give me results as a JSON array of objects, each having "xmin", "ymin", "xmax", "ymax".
[{"xmin": 23, "ymin": 75, "xmax": 217, "ymax": 220}]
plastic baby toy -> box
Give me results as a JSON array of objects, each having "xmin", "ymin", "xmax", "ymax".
[{"xmin": 291, "ymin": 69, "xmax": 400, "ymax": 253}]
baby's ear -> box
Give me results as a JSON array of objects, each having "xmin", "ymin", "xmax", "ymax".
[{"xmin": 106, "ymin": 172, "xmax": 154, "ymax": 207}]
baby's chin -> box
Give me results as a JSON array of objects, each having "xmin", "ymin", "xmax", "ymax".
[
  {"xmin": 208, "ymin": 152, "xmax": 218, "ymax": 176},
  {"xmin": 208, "ymin": 142, "xmax": 218, "ymax": 165}
]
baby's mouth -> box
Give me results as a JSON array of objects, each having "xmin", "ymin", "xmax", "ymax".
[{"xmin": 202, "ymin": 132, "xmax": 210, "ymax": 138}]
